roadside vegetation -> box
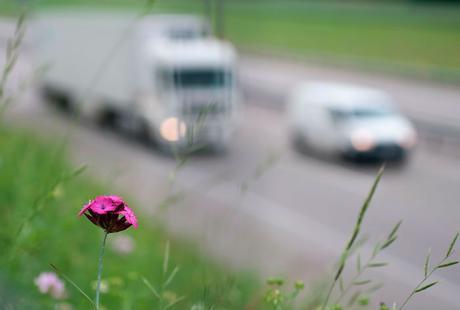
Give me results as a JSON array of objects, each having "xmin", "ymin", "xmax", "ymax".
[
  {"xmin": 223, "ymin": 1, "xmax": 460, "ymax": 74},
  {"xmin": 2, "ymin": 124, "xmax": 458, "ymax": 309},
  {"xmin": 0, "ymin": 127, "xmax": 258, "ymax": 309}
]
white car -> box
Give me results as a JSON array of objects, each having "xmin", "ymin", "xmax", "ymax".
[{"xmin": 287, "ymin": 82, "xmax": 417, "ymax": 161}]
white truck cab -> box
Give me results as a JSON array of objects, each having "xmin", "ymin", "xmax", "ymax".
[
  {"xmin": 288, "ymin": 82, "xmax": 417, "ymax": 161},
  {"xmin": 135, "ymin": 36, "xmax": 237, "ymax": 149},
  {"xmin": 33, "ymin": 11, "xmax": 238, "ymax": 152}
]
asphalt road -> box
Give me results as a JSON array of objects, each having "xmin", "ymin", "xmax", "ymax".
[
  {"xmin": 239, "ymin": 55, "xmax": 460, "ymax": 127},
  {"xmin": 2, "ymin": 20, "xmax": 460, "ymax": 309}
]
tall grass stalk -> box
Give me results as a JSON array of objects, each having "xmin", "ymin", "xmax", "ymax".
[
  {"xmin": 51, "ymin": 264, "xmax": 96, "ymax": 308},
  {"xmin": 398, "ymin": 232, "xmax": 459, "ymax": 309},
  {"xmin": 8, "ymin": 164, "xmax": 86, "ymax": 261},
  {"xmin": 142, "ymin": 241, "xmax": 185, "ymax": 309},
  {"xmin": 322, "ymin": 165, "xmax": 385, "ymax": 308},
  {"xmin": 240, "ymin": 150, "xmax": 281, "ymax": 196},
  {"xmin": 335, "ymin": 220, "xmax": 401, "ymax": 305},
  {"xmin": 0, "ymin": 9, "xmax": 26, "ymax": 113}
]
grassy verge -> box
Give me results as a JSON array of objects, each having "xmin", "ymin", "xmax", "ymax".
[
  {"xmin": 2, "ymin": 0, "xmax": 459, "ymax": 82},
  {"xmin": 223, "ymin": 1, "xmax": 460, "ymax": 72},
  {"xmin": 0, "ymin": 126, "xmax": 257, "ymax": 309}
]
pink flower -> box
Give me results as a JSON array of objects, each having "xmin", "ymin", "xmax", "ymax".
[
  {"xmin": 34, "ymin": 272, "xmax": 66, "ymax": 299},
  {"xmin": 78, "ymin": 196, "xmax": 138, "ymax": 233}
]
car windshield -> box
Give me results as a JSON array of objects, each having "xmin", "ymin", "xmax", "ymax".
[
  {"xmin": 172, "ymin": 69, "xmax": 231, "ymax": 88},
  {"xmin": 167, "ymin": 27, "xmax": 210, "ymax": 40},
  {"xmin": 329, "ymin": 106, "xmax": 395, "ymax": 122}
]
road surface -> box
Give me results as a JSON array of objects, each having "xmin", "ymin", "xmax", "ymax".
[{"xmin": 2, "ymin": 19, "xmax": 460, "ymax": 309}]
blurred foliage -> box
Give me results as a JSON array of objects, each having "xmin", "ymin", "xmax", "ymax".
[
  {"xmin": 0, "ymin": 127, "xmax": 257, "ymax": 309},
  {"xmin": 217, "ymin": 0, "xmax": 460, "ymax": 80}
]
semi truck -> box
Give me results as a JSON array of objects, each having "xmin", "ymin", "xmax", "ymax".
[{"xmin": 32, "ymin": 11, "xmax": 238, "ymax": 151}]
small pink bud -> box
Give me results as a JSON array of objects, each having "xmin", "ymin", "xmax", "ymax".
[{"xmin": 34, "ymin": 272, "xmax": 66, "ymax": 300}]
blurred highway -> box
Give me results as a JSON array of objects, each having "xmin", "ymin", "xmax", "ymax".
[{"xmin": 2, "ymin": 19, "xmax": 460, "ymax": 309}]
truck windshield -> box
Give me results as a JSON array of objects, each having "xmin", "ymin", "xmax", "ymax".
[{"xmin": 172, "ymin": 69, "xmax": 230, "ymax": 88}]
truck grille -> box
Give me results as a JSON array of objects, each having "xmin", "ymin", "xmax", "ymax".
[{"xmin": 182, "ymin": 102, "xmax": 226, "ymax": 116}]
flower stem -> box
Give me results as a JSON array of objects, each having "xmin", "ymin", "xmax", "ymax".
[{"xmin": 96, "ymin": 232, "xmax": 108, "ymax": 310}]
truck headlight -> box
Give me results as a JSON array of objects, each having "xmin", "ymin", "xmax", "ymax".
[
  {"xmin": 350, "ymin": 128, "xmax": 375, "ymax": 152},
  {"xmin": 160, "ymin": 117, "xmax": 187, "ymax": 142}
]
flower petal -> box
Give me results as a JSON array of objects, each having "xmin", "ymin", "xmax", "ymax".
[
  {"xmin": 84, "ymin": 213, "xmax": 100, "ymax": 227},
  {"xmin": 89, "ymin": 196, "xmax": 119, "ymax": 214},
  {"xmin": 118, "ymin": 206, "xmax": 138, "ymax": 228},
  {"xmin": 78, "ymin": 200, "xmax": 93, "ymax": 216}
]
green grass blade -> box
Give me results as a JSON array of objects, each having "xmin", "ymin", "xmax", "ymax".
[
  {"xmin": 437, "ymin": 261, "xmax": 459, "ymax": 269},
  {"xmin": 163, "ymin": 241, "xmax": 170, "ymax": 275},
  {"xmin": 388, "ymin": 220, "xmax": 402, "ymax": 241},
  {"xmin": 164, "ymin": 296, "xmax": 186, "ymax": 310},
  {"xmin": 424, "ymin": 248, "xmax": 431, "ymax": 277},
  {"xmin": 445, "ymin": 232, "xmax": 459, "ymax": 258},
  {"xmin": 353, "ymin": 280, "xmax": 371, "ymax": 286},
  {"xmin": 141, "ymin": 276, "xmax": 161, "ymax": 301},
  {"xmin": 415, "ymin": 281, "xmax": 438, "ymax": 293},
  {"xmin": 163, "ymin": 266, "xmax": 180, "ymax": 289},
  {"xmin": 368, "ymin": 262, "xmax": 388, "ymax": 268},
  {"xmin": 50, "ymin": 264, "xmax": 95, "ymax": 308}
]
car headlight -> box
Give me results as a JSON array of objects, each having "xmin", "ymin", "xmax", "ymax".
[
  {"xmin": 350, "ymin": 128, "xmax": 375, "ymax": 152},
  {"xmin": 398, "ymin": 130, "xmax": 417, "ymax": 150}
]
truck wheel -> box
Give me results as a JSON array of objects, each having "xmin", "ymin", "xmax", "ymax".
[
  {"xmin": 137, "ymin": 120, "xmax": 156, "ymax": 147},
  {"xmin": 97, "ymin": 109, "xmax": 121, "ymax": 130},
  {"xmin": 40, "ymin": 85, "xmax": 75, "ymax": 114},
  {"xmin": 290, "ymin": 130, "xmax": 308, "ymax": 152}
]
